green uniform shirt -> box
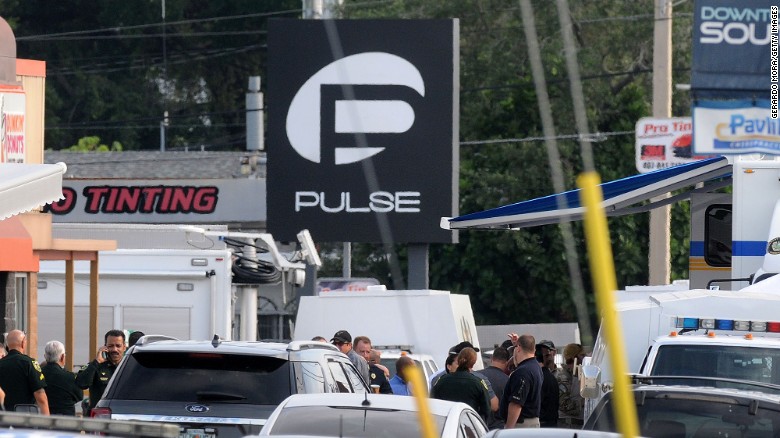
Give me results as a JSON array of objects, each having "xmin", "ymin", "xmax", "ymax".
[
  {"xmin": 75, "ymin": 360, "xmax": 118, "ymax": 411},
  {"xmin": 431, "ymin": 370, "xmax": 491, "ymax": 421},
  {"xmin": 42, "ymin": 362, "xmax": 83, "ymax": 416},
  {"xmin": 0, "ymin": 349, "xmax": 46, "ymax": 411}
]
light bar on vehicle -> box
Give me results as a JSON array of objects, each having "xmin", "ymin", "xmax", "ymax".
[{"xmin": 674, "ymin": 316, "xmax": 780, "ymax": 333}]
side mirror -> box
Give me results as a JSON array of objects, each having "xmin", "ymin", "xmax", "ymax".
[{"xmin": 579, "ymin": 364, "xmax": 601, "ymax": 399}]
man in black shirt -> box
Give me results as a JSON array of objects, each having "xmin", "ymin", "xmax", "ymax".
[
  {"xmin": 0, "ymin": 330, "xmax": 49, "ymax": 414},
  {"xmin": 354, "ymin": 336, "xmax": 393, "ymax": 394},
  {"xmin": 42, "ymin": 340, "xmax": 82, "ymax": 416},
  {"xmin": 76, "ymin": 329, "xmax": 126, "ymax": 413},
  {"xmin": 480, "ymin": 347, "xmax": 510, "ymax": 429},
  {"xmin": 536, "ymin": 344, "xmax": 559, "ymax": 427},
  {"xmin": 501, "ymin": 334, "xmax": 542, "ymax": 428}
]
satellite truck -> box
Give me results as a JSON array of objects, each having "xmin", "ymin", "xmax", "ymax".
[
  {"xmin": 581, "ymin": 155, "xmax": 780, "ymax": 420},
  {"xmin": 36, "ymin": 224, "xmax": 321, "ymax": 367}
]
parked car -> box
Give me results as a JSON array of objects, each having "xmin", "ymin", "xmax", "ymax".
[
  {"xmin": 257, "ymin": 393, "xmax": 488, "ymax": 437},
  {"xmin": 93, "ymin": 337, "xmax": 368, "ymax": 438},
  {"xmin": 583, "ymin": 378, "xmax": 780, "ymax": 437},
  {"xmin": 485, "ymin": 430, "xmax": 631, "ymax": 438}
]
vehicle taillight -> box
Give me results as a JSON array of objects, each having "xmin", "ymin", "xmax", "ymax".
[{"xmin": 91, "ymin": 407, "xmax": 112, "ymax": 418}]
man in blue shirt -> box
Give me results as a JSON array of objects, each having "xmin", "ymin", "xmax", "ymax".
[{"xmin": 389, "ymin": 356, "xmax": 414, "ymax": 395}]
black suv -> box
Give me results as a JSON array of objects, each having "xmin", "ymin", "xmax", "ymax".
[{"xmin": 92, "ymin": 337, "xmax": 368, "ymax": 438}]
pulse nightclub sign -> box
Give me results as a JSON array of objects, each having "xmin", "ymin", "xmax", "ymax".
[{"xmin": 267, "ymin": 19, "xmax": 459, "ymax": 243}]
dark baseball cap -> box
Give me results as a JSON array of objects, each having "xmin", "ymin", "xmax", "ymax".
[
  {"xmin": 536, "ymin": 340, "xmax": 555, "ymax": 350},
  {"xmin": 448, "ymin": 341, "xmax": 480, "ymax": 355},
  {"xmin": 330, "ymin": 330, "xmax": 352, "ymax": 344}
]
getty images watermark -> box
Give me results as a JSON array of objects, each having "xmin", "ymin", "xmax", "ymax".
[{"xmin": 772, "ymin": 5, "xmax": 779, "ymax": 119}]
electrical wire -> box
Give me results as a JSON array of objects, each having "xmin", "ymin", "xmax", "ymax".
[
  {"xmin": 232, "ymin": 253, "xmax": 282, "ymax": 284},
  {"xmin": 222, "ymin": 237, "xmax": 269, "ymax": 253}
]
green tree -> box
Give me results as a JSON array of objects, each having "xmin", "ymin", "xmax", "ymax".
[
  {"xmin": 10, "ymin": 0, "xmax": 300, "ymax": 150},
  {"xmin": 335, "ymin": 0, "xmax": 695, "ymax": 339},
  {"xmin": 64, "ymin": 136, "xmax": 123, "ymax": 152}
]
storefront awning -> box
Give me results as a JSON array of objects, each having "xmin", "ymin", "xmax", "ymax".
[{"xmin": 0, "ymin": 162, "xmax": 67, "ymax": 220}]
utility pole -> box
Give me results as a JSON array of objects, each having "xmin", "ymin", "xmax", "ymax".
[
  {"xmin": 648, "ymin": 0, "xmax": 673, "ymax": 285},
  {"xmin": 160, "ymin": 0, "xmax": 168, "ymax": 152}
]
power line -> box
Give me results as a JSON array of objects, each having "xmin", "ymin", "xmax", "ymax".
[
  {"xmin": 17, "ymin": 0, "xmax": 392, "ymax": 42},
  {"xmin": 460, "ymin": 130, "xmax": 634, "ymax": 146},
  {"xmin": 15, "ymin": 9, "xmax": 300, "ymax": 41},
  {"xmin": 26, "ymin": 30, "xmax": 268, "ymax": 42},
  {"xmin": 48, "ymin": 44, "xmax": 264, "ymax": 76}
]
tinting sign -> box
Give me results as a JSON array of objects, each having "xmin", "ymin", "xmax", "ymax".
[{"xmin": 267, "ymin": 19, "xmax": 459, "ymax": 243}]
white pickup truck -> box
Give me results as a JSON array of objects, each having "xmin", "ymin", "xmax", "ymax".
[{"xmin": 583, "ymin": 285, "xmax": 780, "ymax": 420}]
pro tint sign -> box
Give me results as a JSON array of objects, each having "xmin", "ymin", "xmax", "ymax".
[{"xmin": 267, "ymin": 19, "xmax": 459, "ymax": 243}]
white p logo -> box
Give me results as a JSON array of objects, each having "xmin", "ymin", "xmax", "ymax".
[{"xmin": 286, "ymin": 52, "xmax": 425, "ymax": 165}]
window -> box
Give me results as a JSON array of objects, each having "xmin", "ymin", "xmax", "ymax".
[
  {"xmin": 423, "ymin": 360, "xmax": 435, "ymax": 377},
  {"xmin": 651, "ymin": 345, "xmax": 780, "ymax": 387},
  {"xmin": 589, "ymin": 394, "xmax": 780, "ymax": 436},
  {"xmin": 296, "ymin": 361, "xmax": 326, "ymax": 394},
  {"xmin": 111, "ymin": 352, "xmax": 292, "ymax": 404},
  {"xmin": 327, "ymin": 360, "xmax": 353, "ymax": 393},
  {"xmin": 466, "ymin": 411, "xmax": 488, "ymax": 436},
  {"xmin": 704, "ymin": 204, "xmax": 732, "ymax": 267},
  {"xmin": 458, "ymin": 412, "xmax": 478, "ymax": 438},
  {"xmin": 341, "ymin": 359, "xmax": 368, "ymax": 392},
  {"xmin": 267, "ymin": 406, "xmax": 446, "ymax": 436},
  {"xmin": 14, "ymin": 274, "xmax": 27, "ymax": 332}
]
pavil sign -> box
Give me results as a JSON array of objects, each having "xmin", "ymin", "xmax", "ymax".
[
  {"xmin": 694, "ymin": 100, "xmax": 780, "ymax": 154},
  {"xmin": 266, "ymin": 19, "xmax": 460, "ymax": 243}
]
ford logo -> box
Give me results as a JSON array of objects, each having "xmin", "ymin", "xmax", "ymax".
[{"xmin": 185, "ymin": 404, "xmax": 209, "ymax": 413}]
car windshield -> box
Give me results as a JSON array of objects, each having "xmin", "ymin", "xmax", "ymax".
[
  {"xmin": 651, "ymin": 345, "xmax": 780, "ymax": 388},
  {"xmin": 111, "ymin": 352, "xmax": 292, "ymax": 405},
  {"xmin": 267, "ymin": 406, "xmax": 446, "ymax": 437},
  {"xmin": 588, "ymin": 394, "xmax": 780, "ymax": 436}
]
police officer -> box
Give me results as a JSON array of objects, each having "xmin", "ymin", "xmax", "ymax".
[
  {"xmin": 501, "ymin": 334, "xmax": 543, "ymax": 428},
  {"xmin": 0, "ymin": 330, "xmax": 50, "ymax": 414},
  {"xmin": 353, "ymin": 336, "xmax": 393, "ymax": 394},
  {"xmin": 41, "ymin": 340, "xmax": 83, "ymax": 416},
  {"xmin": 76, "ymin": 329, "xmax": 126, "ymax": 413},
  {"xmin": 557, "ymin": 343, "xmax": 586, "ymax": 428},
  {"xmin": 431, "ymin": 347, "xmax": 491, "ymax": 422}
]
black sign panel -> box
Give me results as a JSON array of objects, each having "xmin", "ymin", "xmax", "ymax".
[
  {"xmin": 267, "ymin": 19, "xmax": 459, "ymax": 243},
  {"xmin": 692, "ymin": 0, "xmax": 775, "ymax": 97}
]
